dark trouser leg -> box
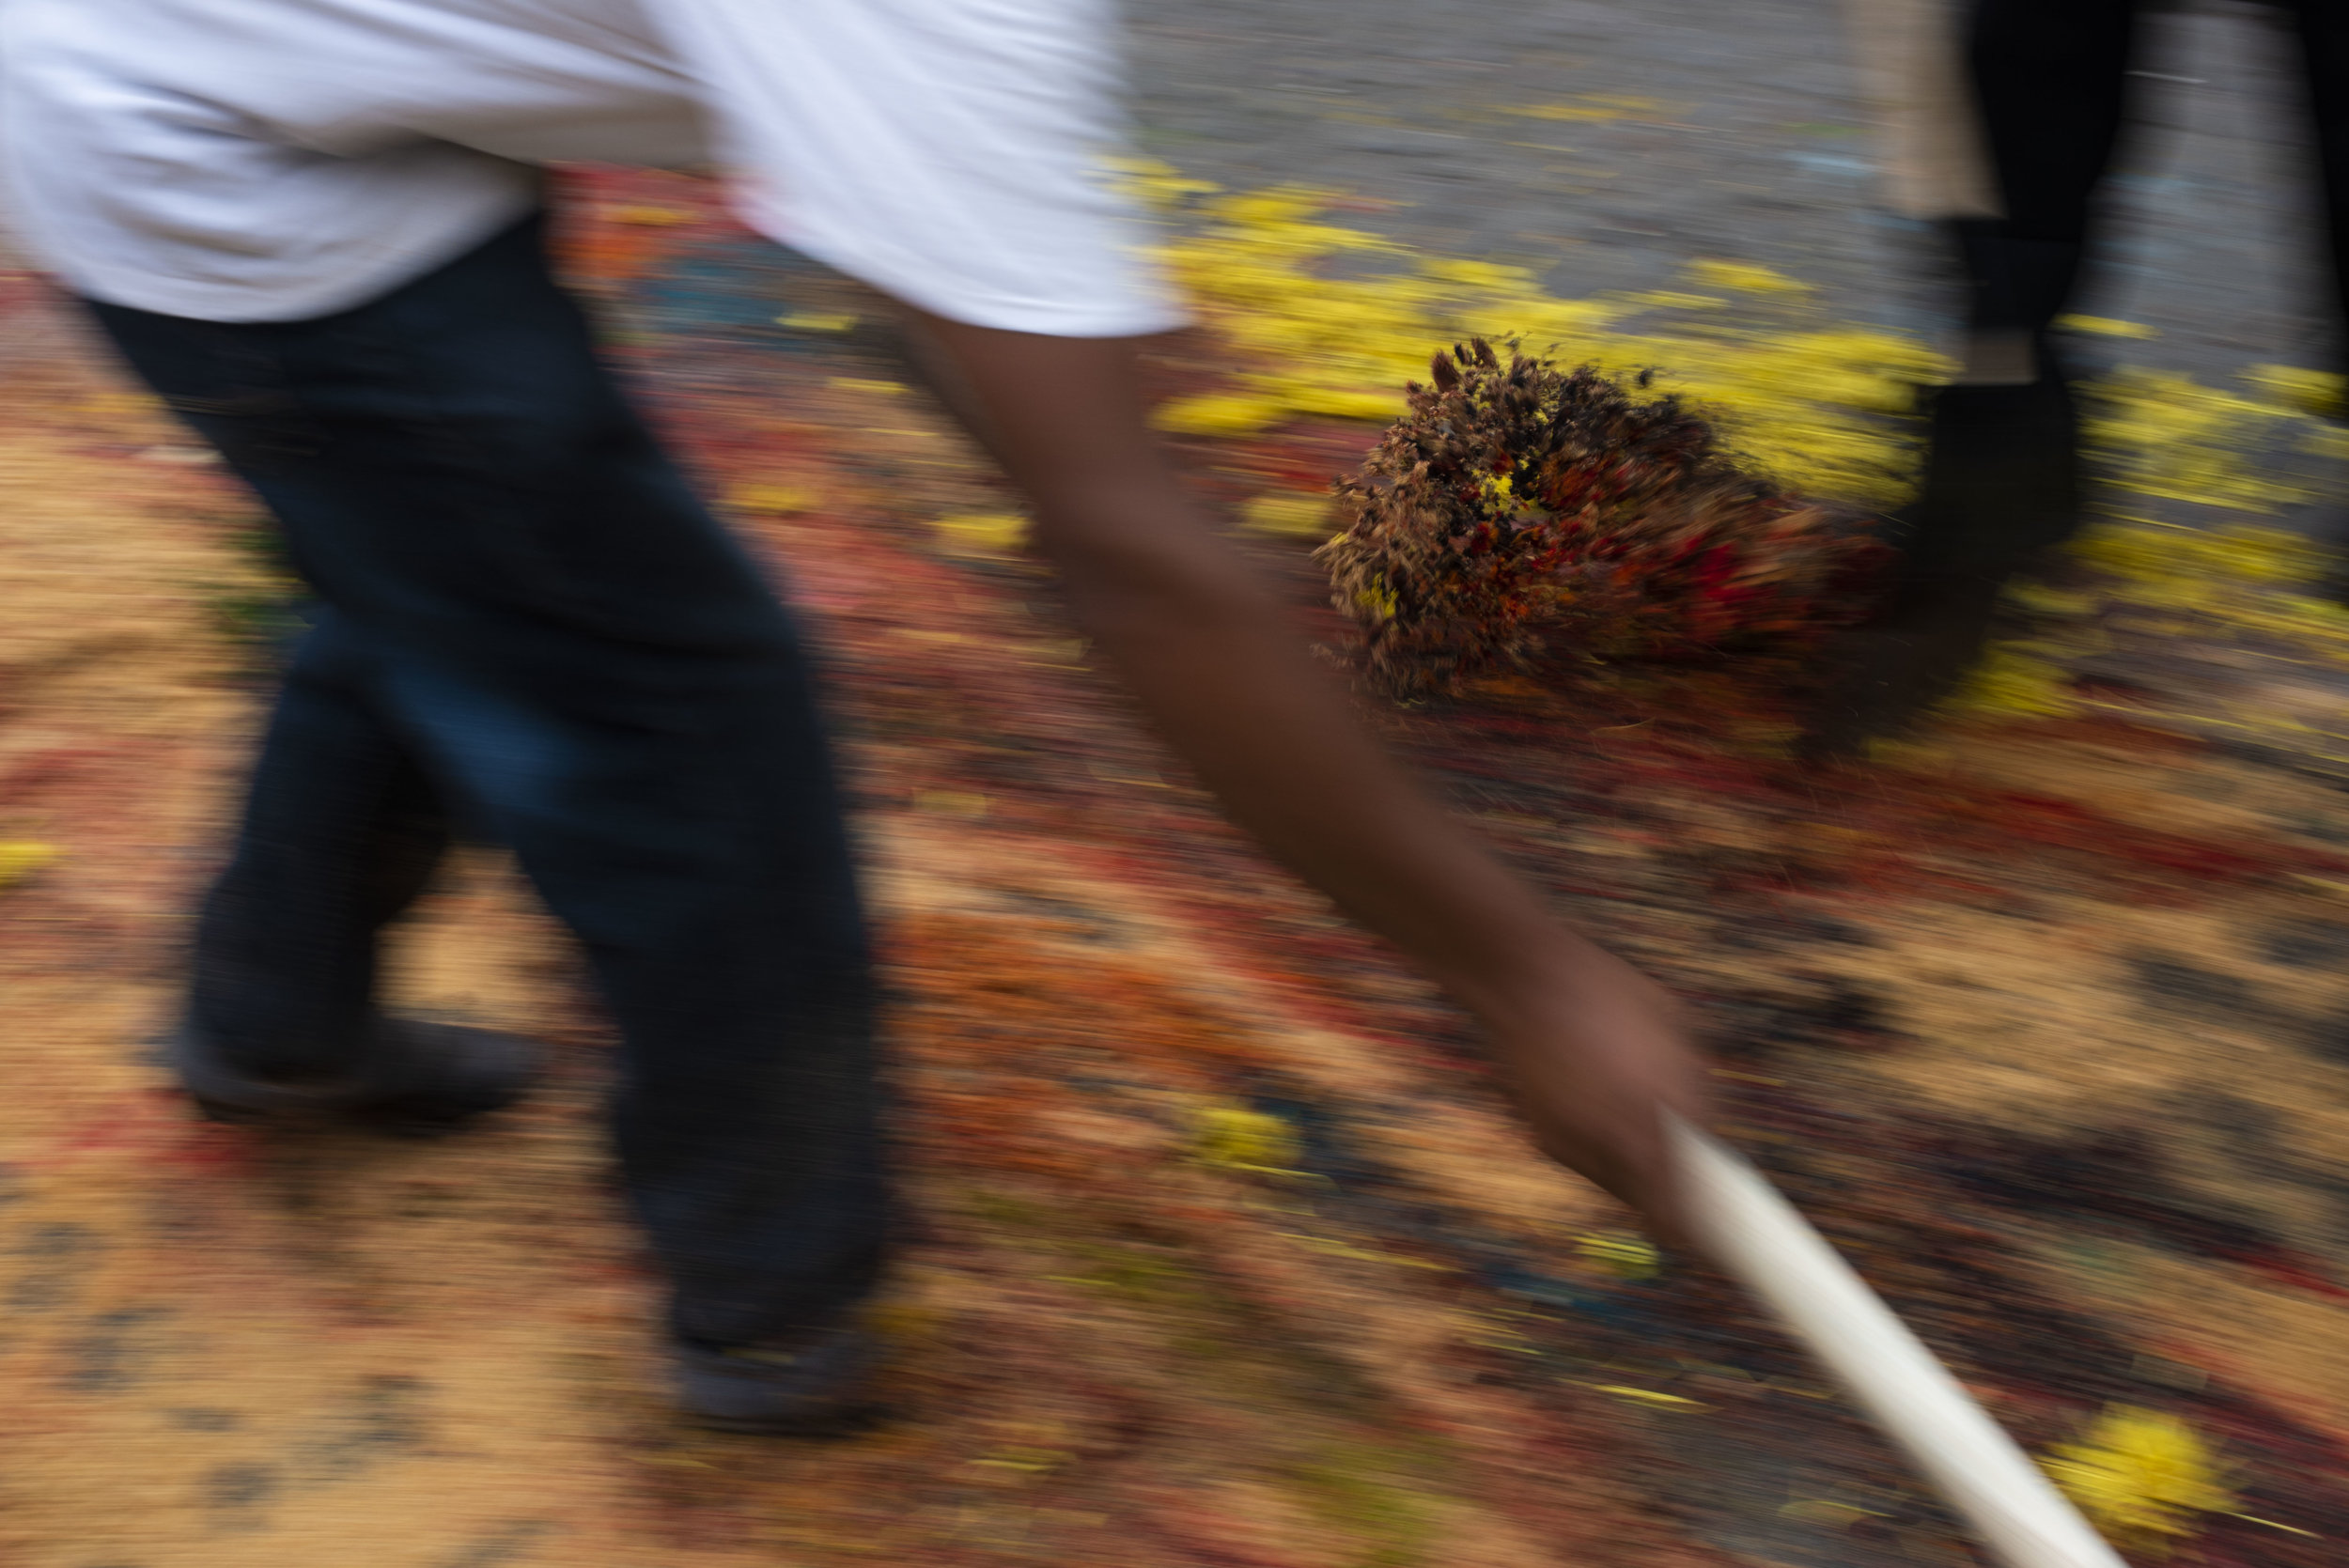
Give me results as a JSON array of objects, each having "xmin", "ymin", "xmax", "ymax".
[
  {"xmin": 1913, "ymin": 0, "xmax": 2141, "ymax": 578},
  {"xmin": 2286, "ymin": 0, "xmax": 2349, "ymax": 598},
  {"xmin": 87, "ymin": 215, "xmax": 885, "ymax": 1346},
  {"xmin": 2297, "ymin": 0, "xmax": 2349, "ymax": 348},
  {"xmin": 1802, "ymin": 0, "xmax": 2138, "ymax": 755},
  {"xmin": 187, "ymin": 614, "xmax": 451, "ymax": 1080},
  {"xmin": 1965, "ymin": 0, "xmax": 2137, "ymax": 308}
]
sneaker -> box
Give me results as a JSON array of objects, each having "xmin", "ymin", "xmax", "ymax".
[
  {"xmin": 163, "ymin": 1015, "xmax": 542, "ymax": 1137},
  {"xmin": 674, "ymin": 1314, "xmax": 888, "ymax": 1436}
]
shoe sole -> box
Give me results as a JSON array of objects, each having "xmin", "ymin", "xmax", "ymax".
[
  {"xmin": 685, "ymin": 1399, "xmax": 896, "ymax": 1438},
  {"xmin": 170, "ymin": 1021, "xmax": 541, "ymax": 1137}
]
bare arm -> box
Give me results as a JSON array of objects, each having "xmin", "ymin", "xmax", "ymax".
[{"xmin": 902, "ymin": 317, "xmax": 1707, "ymax": 1238}]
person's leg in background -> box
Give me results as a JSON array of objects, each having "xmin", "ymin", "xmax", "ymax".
[
  {"xmin": 2296, "ymin": 0, "xmax": 2349, "ymax": 345},
  {"xmin": 2282, "ymin": 0, "xmax": 2349, "ymax": 597},
  {"xmin": 1808, "ymin": 0, "xmax": 2138, "ymax": 755},
  {"xmin": 1926, "ymin": 0, "xmax": 2137, "ymax": 563},
  {"xmin": 89, "ymin": 214, "xmax": 887, "ymax": 1431}
]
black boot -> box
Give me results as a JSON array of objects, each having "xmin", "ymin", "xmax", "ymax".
[
  {"xmin": 1799, "ymin": 365, "xmax": 2081, "ymax": 758},
  {"xmin": 1799, "ymin": 224, "xmax": 2086, "ymax": 759},
  {"xmin": 1904, "ymin": 365, "xmax": 2082, "ymax": 574}
]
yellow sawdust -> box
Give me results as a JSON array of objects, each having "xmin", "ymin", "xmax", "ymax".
[
  {"xmin": 1123, "ymin": 164, "xmax": 2349, "ymax": 741},
  {"xmin": 2044, "ymin": 1406, "xmax": 2233, "ymax": 1547},
  {"xmin": 1129, "ymin": 171, "xmax": 1935, "ymax": 510}
]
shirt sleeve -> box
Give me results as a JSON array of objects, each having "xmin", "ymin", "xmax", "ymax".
[{"xmin": 646, "ymin": 0, "xmax": 1189, "ymax": 337}]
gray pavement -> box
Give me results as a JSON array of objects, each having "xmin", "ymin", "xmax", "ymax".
[{"xmin": 1128, "ymin": 0, "xmax": 2340, "ymax": 388}]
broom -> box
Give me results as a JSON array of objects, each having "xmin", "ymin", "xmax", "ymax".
[{"xmin": 1670, "ymin": 1115, "xmax": 2127, "ymax": 1568}]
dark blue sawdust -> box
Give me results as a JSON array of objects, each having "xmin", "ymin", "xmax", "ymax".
[
  {"xmin": 627, "ymin": 234, "xmax": 896, "ymax": 377},
  {"xmin": 436, "ymin": 1520, "xmax": 556, "ymax": 1568},
  {"xmin": 203, "ymin": 1460, "xmax": 278, "ymax": 1530},
  {"xmin": 2268, "ymin": 918, "xmax": 2349, "ymax": 969},
  {"xmin": 630, "ymin": 235, "xmax": 811, "ymax": 347},
  {"xmin": 64, "ymin": 1304, "xmax": 170, "ymax": 1393},
  {"xmin": 8, "ymin": 1219, "xmax": 101, "ymax": 1316}
]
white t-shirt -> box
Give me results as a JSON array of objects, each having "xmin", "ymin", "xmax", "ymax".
[{"xmin": 0, "ymin": 0, "xmax": 1185, "ymax": 335}]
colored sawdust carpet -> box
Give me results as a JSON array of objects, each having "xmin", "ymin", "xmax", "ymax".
[{"xmin": 3, "ymin": 168, "xmax": 2348, "ymax": 1567}]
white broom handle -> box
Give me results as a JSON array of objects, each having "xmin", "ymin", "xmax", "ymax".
[{"xmin": 1668, "ymin": 1115, "xmax": 2127, "ymax": 1568}]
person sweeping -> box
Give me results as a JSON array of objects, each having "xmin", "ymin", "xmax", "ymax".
[{"xmin": 0, "ymin": 0, "xmax": 1707, "ymax": 1431}]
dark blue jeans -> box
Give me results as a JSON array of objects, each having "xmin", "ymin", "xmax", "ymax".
[{"xmin": 87, "ymin": 214, "xmax": 886, "ymax": 1348}]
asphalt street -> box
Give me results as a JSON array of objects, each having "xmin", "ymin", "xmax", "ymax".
[{"xmin": 1128, "ymin": 0, "xmax": 2339, "ymax": 387}]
